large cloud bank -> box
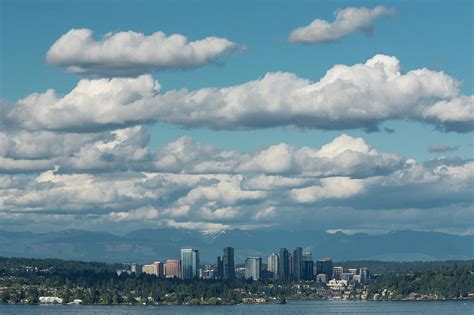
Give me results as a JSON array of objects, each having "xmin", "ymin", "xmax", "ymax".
[
  {"xmin": 1, "ymin": 125, "xmax": 473, "ymax": 234},
  {"xmin": 8, "ymin": 55, "xmax": 473, "ymax": 133}
]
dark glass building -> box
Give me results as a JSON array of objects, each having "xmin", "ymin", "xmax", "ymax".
[
  {"xmin": 223, "ymin": 247, "xmax": 235, "ymax": 279},
  {"xmin": 278, "ymin": 248, "xmax": 289, "ymax": 280},
  {"xmin": 302, "ymin": 251, "xmax": 314, "ymax": 281},
  {"xmin": 316, "ymin": 258, "xmax": 333, "ymax": 279},
  {"xmin": 292, "ymin": 247, "xmax": 303, "ymax": 281},
  {"xmin": 216, "ymin": 256, "xmax": 224, "ymax": 279}
]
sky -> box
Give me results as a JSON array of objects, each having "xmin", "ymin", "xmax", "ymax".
[{"xmin": 0, "ymin": 0, "xmax": 472, "ymax": 235}]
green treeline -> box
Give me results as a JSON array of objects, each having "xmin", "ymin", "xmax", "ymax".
[
  {"xmin": 0, "ymin": 257, "xmax": 473, "ymax": 304},
  {"xmin": 368, "ymin": 264, "xmax": 474, "ymax": 299},
  {"xmin": 339, "ymin": 260, "xmax": 474, "ymax": 275}
]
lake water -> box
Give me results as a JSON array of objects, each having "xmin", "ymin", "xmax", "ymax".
[{"xmin": 0, "ymin": 300, "xmax": 472, "ymax": 314}]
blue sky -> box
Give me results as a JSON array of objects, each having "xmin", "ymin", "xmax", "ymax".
[{"xmin": 0, "ymin": 0, "xmax": 472, "ymax": 234}]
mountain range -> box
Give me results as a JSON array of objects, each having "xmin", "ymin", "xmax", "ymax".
[{"xmin": 0, "ymin": 228, "xmax": 472, "ymax": 264}]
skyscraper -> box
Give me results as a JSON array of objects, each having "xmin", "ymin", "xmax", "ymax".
[
  {"xmin": 223, "ymin": 247, "xmax": 235, "ymax": 280},
  {"xmin": 245, "ymin": 257, "xmax": 261, "ymax": 280},
  {"xmin": 181, "ymin": 248, "xmax": 200, "ymax": 279},
  {"xmin": 267, "ymin": 252, "xmax": 279, "ymax": 278},
  {"xmin": 302, "ymin": 251, "xmax": 313, "ymax": 281},
  {"xmin": 302, "ymin": 260, "xmax": 314, "ymax": 281},
  {"xmin": 278, "ymin": 248, "xmax": 289, "ymax": 280},
  {"xmin": 292, "ymin": 247, "xmax": 303, "ymax": 281},
  {"xmin": 216, "ymin": 256, "xmax": 224, "ymax": 280}
]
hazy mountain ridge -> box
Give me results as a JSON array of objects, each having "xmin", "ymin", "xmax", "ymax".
[{"xmin": 0, "ymin": 228, "xmax": 472, "ymax": 264}]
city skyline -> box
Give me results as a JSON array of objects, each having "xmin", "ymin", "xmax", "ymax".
[{"xmin": 133, "ymin": 245, "xmax": 370, "ymax": 286}]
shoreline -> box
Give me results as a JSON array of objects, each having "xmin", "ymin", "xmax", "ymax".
[{"xmin": 2, "ymin": 298, "xmax": 473, "ymax": 307}]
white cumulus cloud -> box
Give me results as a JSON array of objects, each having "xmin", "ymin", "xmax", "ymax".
[
  {"xmin": 46, "ymin": 28, "xmax": 241, "ymax": 76},
  {"xmin": 9, "ymin": 55, "xmax": 471, "ymax": 133}
]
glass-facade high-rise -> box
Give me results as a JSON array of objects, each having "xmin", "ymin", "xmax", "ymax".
[
  {"xmin": 292, "ymin": 247, "xmax": 303, "ymax": 281},
  {"xmin": 278, "ymin": 248, "xmax": 289, "ymax": 280},
  {"xmin": 181, "ymin": 248, "xmax": 200, "ymax": 279},
  {"xmin": 223, "ymin": 247, "xmax": 235, "ymax": 279},
  {"xmin": 302, "ymin": 251, "xmax": 314, "ymax": 281},
  {"xmin": 267, "ymin": 252, "xmax": 279, "ymax": 278},
  {"xmin": 216, "ymin": 256, "xmax": 224, "ymax": 279},
  {"xmin": 244, "ymin": 257, "xmax": 261, "ymax": 280}
]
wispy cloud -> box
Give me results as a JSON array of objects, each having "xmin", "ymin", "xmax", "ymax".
[
  {"xmin": 289, "ymin": 6, "xmax": 395, "ymax": 44},
  {"xmin": 428, "ymin": 144, "xmax": 459, "ymax": 153}
]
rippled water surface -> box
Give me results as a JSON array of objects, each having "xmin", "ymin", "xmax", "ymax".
[{"xmin": 0, "ymin": 300, "xmax": 473, "ymax": 315}]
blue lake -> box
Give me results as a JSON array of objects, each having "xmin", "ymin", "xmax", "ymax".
[{"xmin": 0, "ymin": 300, "xmax": 473, "ymax": 314}]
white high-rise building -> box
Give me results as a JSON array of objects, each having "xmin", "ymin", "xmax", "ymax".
[
  {"xmin": 267, "ymin": 252, "xmax": 279, "ymax": 278},
  {"xmin": 245, "ymin": 257, "xmax": 262, "ymax": 280}
]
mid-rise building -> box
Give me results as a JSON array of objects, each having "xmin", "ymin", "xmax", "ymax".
[
  {"xmin": 129, "ymin": 262, "xmax": 140, "ymax": 275},
  {"xmin": 181, "ymin": 248, "xmax": 200, "ymax": 279},
  {"xmin": 245, "ymin": 257, "xmax": 262, "ymax": 280},
  {"xmin": 267, "ymin": 252, "xmax": 279, "ymax": 278},
  {"xmin": 165, "ymin": 259, "xmax": 181, "ymax": 278},
  {"xmin": 333, "ymin": 266, "xmax": 344, "ymax": 280},
  {"xmin": 200, "ymin": 266, "xmax": 216, "ymax": 279},
  {"xmin": 359, "ymin": 267, "xmax": 369, "ymax": 283},
  {"xmin": 141, "ymin": 261, "xmax": 164, "ymax": 277},
  {"xmin": 348, "ymin": 268, "xmax": 358, "ymax": 275},
  {"xmin": 278, "ymin": 248, "xmax": 290, "ymax": 280},
  {"xmin": 316, "ymin": 258, "xmax": 333, "ymax": 279},
  {"xmin": 316, "ymin": 273, "xmax": 328, "ymax": 283},
  {"xmin": 353, "ymin": 274, "xmax": 362, "ymax": 283},
  {"xmin": 341, "ymin": 272, "xmax": 353, "ymax": 282},
  {"xmin": 223, "ymin": 247, "xmax": 235, "ymax": 279}
]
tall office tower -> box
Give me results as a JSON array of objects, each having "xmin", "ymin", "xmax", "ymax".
[
  {"xmin": 348, "ymin": 268, "xmax": 358, "ymax": 275},
  {"xmin": 292, "ymin": 247, "xmax": 303, "ymax": 281},
  {"xmin": 216, "ymin": 256, "xmax": 224, "ymax": 279},
  {"xmin": 289, "ymin": 253, "xmax": 293, "ymax": 278},
  {"xmin": 181, "ymin": 248, "xmax": 200, "ymax": 279},
  {"xmin": 278, "ymin": 248, "xmax": 290, "ymax": 280},
  {"xmin": 223, "ymin": 247, "xmax": 235, "ymax": 279},
  {"xmin": 301, "ymin": 251, "xmax": 314, "ymax": 280},
  {"xmin": 165, "ymin": 259, "xmax": 182, "ymax": 278},
  {"xmin": 333, "ymin": 266, "xmax": 343, "ymax": 280},
  {"xmin": 267, "ymin": 252, "xmax": 279, "ymax": 278},
  {"xmin": 359, "ymin": 267, "xmax": 369, "ymax": 283},
  {"xmin": 316, "ymin": 258, "xmax": 333, "ymax": 279},
  {"xmin": 245, "ymin": 257, "xmax": 262, "ymax": 280}
]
